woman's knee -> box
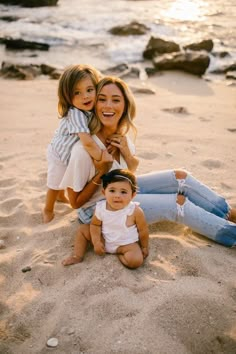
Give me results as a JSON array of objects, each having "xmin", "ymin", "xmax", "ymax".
[
  {"xmin": 176, "ymin": 194, "xmax": 186, "ymax": 205},
  {"xmin": 174, "ymin": 169, "xmax": 187, "ymax": 179}
]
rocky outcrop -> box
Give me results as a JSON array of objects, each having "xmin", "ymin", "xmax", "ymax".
[
  {"xmin": 153, "ymin": 52, "xmax": 210, "ymax": 76},
  {"xmin": 143, "ymin": 37, "xmax": 180, "ymax": 59},
  {"xmin": 183, "ymin": 39, "xmax": 213, "ymax": 52},
  {"xmin": 109, "ymin": 21, "xmax": 149, "ymax": 36},
  {"xmin": 2, "ymin": 38, "xmax": 49, "ymax": 51},
  {"xmin": 0, "ymin": 62, "xmax": 62, "ymax": 80},
  {"xmin": 0, "ymin": 0, "xmax": 58, "ymax": 6}
]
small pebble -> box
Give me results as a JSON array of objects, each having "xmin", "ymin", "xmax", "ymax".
[
  {"xmin": 22, "ymin": 266, "xmax": 32, "ymax": 273},
  {"xmin": 47, "ymin": 337, "xmax": 58, "ymax": 348}
]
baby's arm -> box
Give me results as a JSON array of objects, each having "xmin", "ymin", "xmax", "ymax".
[
  {"xmin": 90, "ymin": 214, "xmax": 105, "ymax": 256},
  {"xmin": 78, "ymin": 132, "xmax": 102, "ymax": 161},
  {"xmin": 135, "ymin": 206, "xmax": 149, "ymax": 258}
]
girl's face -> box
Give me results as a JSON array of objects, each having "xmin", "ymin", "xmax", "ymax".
[
  {"xmin": 72, "ymin": 76, "xmax": 96, "ymax": 111},
  {"xmin": 96, "ymin": 83, "xmax": 125, "ymax": 129},
  {"xmin": 103, "ymin": 180, "xmax": 135, "ymax": 211}
]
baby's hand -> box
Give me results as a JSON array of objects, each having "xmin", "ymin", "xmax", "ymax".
[
  {"xmin": 141, "ymin": 247, "xmax": 149, "ymax": 259},
  {"xmin": 93, "ymin": 241, "xmax": 105, "ymax": 256}
]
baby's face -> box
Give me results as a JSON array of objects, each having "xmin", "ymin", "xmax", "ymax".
[
  {"xmin": 103, "ymin": 181, "xmax": 134, "ymax": 211},
  {"xmin": 72, "ymin": 76, "xmax": 96, "ymax": 111}
]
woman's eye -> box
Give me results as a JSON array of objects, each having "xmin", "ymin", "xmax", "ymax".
[{"xmin": 98, "ymin": 98, "xmax": 105, "ymax": 102}]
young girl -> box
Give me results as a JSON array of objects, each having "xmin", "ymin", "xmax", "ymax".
[
  {"xmin": 43, "ymin": 64, "xmax": 103, "ymax": 223},
  {"xmin": 62, "ymin": 169, "xmax": 149, "ymax": 269}
]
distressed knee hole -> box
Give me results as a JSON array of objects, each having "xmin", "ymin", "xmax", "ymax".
[
  {"xmin": 174, "ymin": 170, "xmax": 187, "ymax": 180},
  {"xmin": 176, "ymin": 194, "xmax": 186, "ymax": 205}
]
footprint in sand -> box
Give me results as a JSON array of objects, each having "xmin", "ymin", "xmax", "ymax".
[
  {"xmin": 201, "ymin": 159, "xmax": 223, "ymax": 169},
  {"xmin": 138, "ymin": 152, "xmax": 159, "ymax": 160}
]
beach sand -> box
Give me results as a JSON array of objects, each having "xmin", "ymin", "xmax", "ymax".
[{"xmin": 0, "ymin": 72, "xmax": 236, "ymax": 354}]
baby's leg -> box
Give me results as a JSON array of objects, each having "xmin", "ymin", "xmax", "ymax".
[
  {"xmin": 116, "ymin": 243, "xmax": 144, "ymax": 269},
  {"xmin": 62, "ymin": 224, "xmax": 91, "ymax": 266}
]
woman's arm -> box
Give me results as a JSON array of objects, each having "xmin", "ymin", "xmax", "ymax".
[{"xmin": 67, "ymin": 150, "xmax": 113, "ymax": 209}]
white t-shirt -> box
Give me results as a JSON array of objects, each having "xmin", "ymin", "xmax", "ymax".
[{"xmin": 59, "ymin": 134, "xmax": 135, "ymax": 209}]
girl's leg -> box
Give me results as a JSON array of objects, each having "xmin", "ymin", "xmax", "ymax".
[
  {"xmin": 62, "ymin": 224, "xmax": 91, "ymax": 266},
  {"xmin": 57, "ymin": 190, "xmax": 69, "ymax": 203},
  {"xmin": 137, "ymin": 170, "xmax": 232, "ymax": 219},
  {"xmin": 43, "ymin": 188, "xmax": 59, "ymax": 223},
  {"xmin": 116, "ymin": 243, "xmax": 144, "ymax": 269}
]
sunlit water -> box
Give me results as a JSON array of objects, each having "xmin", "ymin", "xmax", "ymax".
[{"xmin": 0, "ymin": 0, "xmax": 235, "ymax": 76}]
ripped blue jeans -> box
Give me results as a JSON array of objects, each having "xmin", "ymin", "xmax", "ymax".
[{"xmin": 78, "ymin": 170, "xmax": 236, "ymax": 247}]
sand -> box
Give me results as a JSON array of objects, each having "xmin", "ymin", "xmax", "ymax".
[{"xmin": 0, "ymin": 72, "xmax": 236, "ymax": 354}]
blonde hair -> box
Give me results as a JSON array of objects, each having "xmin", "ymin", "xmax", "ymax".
[
  {"xmin": 89, "ymin": 76, "xmax": 137, "ymax": 138},
  {"xmin": 57, "ymin": 64, "xmax": 101, "ymax": 117}
]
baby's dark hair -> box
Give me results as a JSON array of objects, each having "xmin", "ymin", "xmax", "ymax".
[{"xmin": 101, "ymin": 169, "xmax": 137, "ymax": 193}]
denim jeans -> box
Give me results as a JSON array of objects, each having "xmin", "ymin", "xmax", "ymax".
[{"xmin": 78, "ymin": 170, "xmax": 236, "ymax": 247}]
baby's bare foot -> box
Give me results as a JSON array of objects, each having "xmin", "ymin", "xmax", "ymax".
[
  {"xmin": 62, "ymin": 255, "xmax": 83, "ymax": 266},
  {"xmin": 42, "ymin": 209, "xmax": 54, "ymax": 223}
]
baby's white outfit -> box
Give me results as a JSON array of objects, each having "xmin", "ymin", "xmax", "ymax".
[{"xmin": 94, "ymin": 200, "xmax": 139, "ymax": 254}]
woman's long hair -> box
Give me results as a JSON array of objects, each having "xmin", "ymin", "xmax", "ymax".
[{"xmin": 89, "ymin": 76, "xmax": 137, "ymax": 139}]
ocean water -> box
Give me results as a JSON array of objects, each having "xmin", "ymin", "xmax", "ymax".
[{"xmin": 0, "ymin": 0, "xmax": 236, "ymax": 75}]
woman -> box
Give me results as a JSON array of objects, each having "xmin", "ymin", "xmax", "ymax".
[{"xmin": 60, "ymin": 76, "xmax": 236, "ymax": 264}]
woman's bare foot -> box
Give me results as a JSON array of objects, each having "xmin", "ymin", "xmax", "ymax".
[
  {"xmin": 228, "ymin": 208, "xmax": 236, "ymax": 223},
  {"xmin": 62, "ymin": 255, "xmax": 83, "ymax": 266},
  {"xmin": 42, "ymin": 209, "xmax": 54, "ymax": 223}
]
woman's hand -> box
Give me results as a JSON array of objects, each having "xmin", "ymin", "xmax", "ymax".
[
  {"xmin": 109, "ymin": 135, "xmax": 139, "ymax": 172},
  {"xmin": 94, "ymin": 150, "xmax": 113, "ymax": 175}
]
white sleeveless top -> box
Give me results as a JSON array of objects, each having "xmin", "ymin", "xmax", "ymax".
[{"xmin": 95, "ymin": 200, "xmax": 139, "ymax": 252}]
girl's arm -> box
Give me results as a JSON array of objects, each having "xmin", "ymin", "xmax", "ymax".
[
  {"xmin": 78, "ymin": 132, "xmax": 102, "ymax": 161},
  {"xmin": 67, "ymin": 150, "xmax": 113, "ymax": 209},
  {"xmin": 90, "ymin": 214, "xmax": 105, "ymax": 255},
  {"xmin": 135, "ymin": 206, "xmax": 149, "ymax": 258}
]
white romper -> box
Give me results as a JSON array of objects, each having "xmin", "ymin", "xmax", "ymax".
[{"xmin": 95, "ymin": 200, "xmax": 140, "ymax": 254}]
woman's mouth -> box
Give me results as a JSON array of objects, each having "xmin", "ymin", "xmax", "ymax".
[{"xmin": 102, "ymin": 112, "xmax": 115, "ymax": 118}]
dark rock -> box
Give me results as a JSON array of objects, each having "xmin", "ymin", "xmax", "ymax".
[
  {"xmin": 22, "ymin": 266, "xmax": 32, "ymax": 273},
  {"xmin": 143, "ymin": 36, "xmax": 180, "ymax": 60},
  {"xmin": 1, "ymin": 61, "xmax": 41, "ymax": 79},
  {"xmin": 183, "ymin": 39, "xmax": 214, "ymax": 52},
  {"xmin": 0, "ymin": 0, "xmax": 58, "ymax": 6},
  {"xmin": 0, "ymin": 15, "xmax": 19, "ymax": 21},
  {"xmin": 153, "ymin": 51, "xmax": 210, "ymax": 76},
  {"xmin": 109, "ymin": 21, "xmax": 149, "ymax": 36},
  {"xmin": 226, "ymin": 71, "xmax": 236, "ymax": 80},
  {"xmin": 3, "ymin": 38, "xmax": 49, "ymax": 51},
  {"xmin": 102, "ymin": 63, "xmax": 129, "ymax": 76},
  {"xmin": 212, "ymin": 51, "xmax": 230, "ymax": 58}
]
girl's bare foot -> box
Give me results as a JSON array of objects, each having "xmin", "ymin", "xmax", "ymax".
[
  {"xmin": 228, "ymin": 208, "xmax": 236, "ymax": 223},
  {"xmin": 42, "ymin": 209, "xmax": 54, "ymax": 223},
  {"xmin": 62, "ymin": 255, "xmax": 83, "ymax": 266}
]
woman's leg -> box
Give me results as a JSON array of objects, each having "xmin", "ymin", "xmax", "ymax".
[
  {"xmin": 116, "ymin": 243, "xmax": 144, "ymax": 269},
  {"xmin": 135, "ymin": 193, "xmax": 236, "ymax": 247},
  {"xmin": 62, "ymin": 224, "xmax": 91, "ymax": 266},
  {"xmin": 137, "ymin": 170, "xmax": 233, "ymax": 219}
]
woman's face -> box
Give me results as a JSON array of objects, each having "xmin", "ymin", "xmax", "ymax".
[{"xmin": 96, "ymin": 83, "xmax": 125, "ymax": 129}]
